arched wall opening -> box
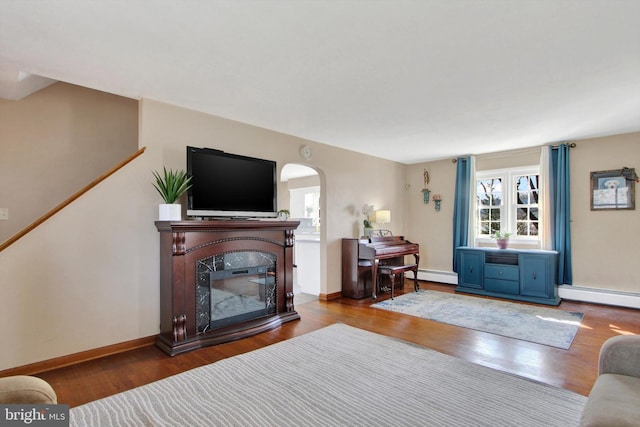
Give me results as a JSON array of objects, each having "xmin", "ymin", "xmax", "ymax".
[{"xmin": 280, "ymin": 163, "xmax": 327, "ymax": 299}]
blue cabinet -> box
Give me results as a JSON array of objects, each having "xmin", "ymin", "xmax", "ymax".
[{"xmin": 455, "ymin": 247, "xmax": 560, "ymax": 305}]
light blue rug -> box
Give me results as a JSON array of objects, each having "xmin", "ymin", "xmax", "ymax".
[{"xmin": 372, "ymin": 290, "xmax": 584, "ymax": 349}]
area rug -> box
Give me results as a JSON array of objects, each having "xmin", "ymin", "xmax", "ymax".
[
  {"xmin": 371, "ymin": 290, "xmax": 584, "ymax": 349},
  {"xmin": 70, "ymin": 323, "xmax": 586, "ymax": 426}
]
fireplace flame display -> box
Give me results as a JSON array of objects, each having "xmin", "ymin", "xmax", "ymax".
[
  {"xmin": 196, "ymin": 252, "xmax": 277, "ymax": 333},
  {"xmin": 209, "ymin": 266, "xmax": 272, "ymax": 328}
]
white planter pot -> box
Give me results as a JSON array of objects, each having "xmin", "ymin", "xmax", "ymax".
[{"xmin": 159, "ymin": 204, "xmax": 182, "ymax": 221}]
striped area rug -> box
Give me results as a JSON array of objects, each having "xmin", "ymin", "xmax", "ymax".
[{"xmin": 70, "ymin": 324, "xmax": 586, "ymax": 426}]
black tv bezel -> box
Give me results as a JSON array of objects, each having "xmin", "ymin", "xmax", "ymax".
[{"xmin": 186, "ymin": 146, "xmax": 278, "ymax": 219}]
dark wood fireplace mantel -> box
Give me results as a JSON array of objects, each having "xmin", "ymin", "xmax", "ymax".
[{"xmin": 155, "ymin": 220, "xmax": 301, "ymax": 356}]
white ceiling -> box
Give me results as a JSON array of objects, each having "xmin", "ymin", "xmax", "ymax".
[{"xmin": 1, "ymin": 0, "xmax": 639, "ymax": 164}]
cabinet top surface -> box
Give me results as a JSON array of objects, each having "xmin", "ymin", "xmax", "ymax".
[
  {"xmin": 155, "ymin": 219, "xmax": 300, "ymax": 232},
  {"xmin": 457, "ymin": 246, "xmax": 559, "ymax": 255}
]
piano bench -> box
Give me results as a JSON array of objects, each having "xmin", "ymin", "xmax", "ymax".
[{"xmin": 377, "ymin": 264, "xmax": 419, "ymax": 300}]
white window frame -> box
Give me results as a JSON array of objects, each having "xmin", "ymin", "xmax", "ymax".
[{"xmin": 475, "ymin": 165, "xmax": 541, "ymax": 245}]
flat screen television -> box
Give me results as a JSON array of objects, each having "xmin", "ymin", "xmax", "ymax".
[{"xmin": 186, "ymin": 146, "xmax": 278, "ymax": 218}]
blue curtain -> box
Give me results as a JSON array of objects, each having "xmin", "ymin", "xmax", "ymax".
[
  {"xmin": 452, "ymin": 157, "xmax": 471, "ymax": 272},
  {"xmin": 549, "ymin": 144, "xmax": 573, "ymax": 285}
]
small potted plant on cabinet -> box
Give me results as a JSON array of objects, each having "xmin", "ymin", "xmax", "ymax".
[
  {"xmin": 152, "ymin": 167, "xmax": 192, "ymax": 221},
  {"xmin": 492, "ymin": 231, "xmax": 511, "ymax": 249}
]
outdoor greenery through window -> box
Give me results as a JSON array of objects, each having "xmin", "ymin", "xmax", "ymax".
[
  {"xmin": 477, "ymin": 177, "xmax": 503, "ymax": 236},
  {"xmin": 515, "ymin": 174, "xmax": 539, "ymax": 236},
  {"xmin": 476, "ymin": 167, "xmax": 540, "ymax": 241}
]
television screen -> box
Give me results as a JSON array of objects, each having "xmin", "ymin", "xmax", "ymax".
[{"xmin": 186, "ymin": 146, "xmax": 277, "ymax": 218}]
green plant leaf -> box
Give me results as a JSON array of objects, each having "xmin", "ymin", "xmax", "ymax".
[{"xmin": 152, "ymin": 167, "xmax": 192, "ymax": 203}]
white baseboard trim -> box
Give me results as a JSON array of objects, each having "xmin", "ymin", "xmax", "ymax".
[
  {"xmin": 409, "ymin": 269, "xmax": 458, "ymax": 285},
  {"xmin": 408, "ymin": 270, "xmax": 640, "ymax": 309},
  {"xmin": 558, "ymin": 285, "xmax": 640, "ymax": 309}
]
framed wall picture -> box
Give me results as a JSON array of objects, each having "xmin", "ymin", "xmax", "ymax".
[{"xmin": 590, "ymin": 168, "xmax": 636, "ymax": 210}]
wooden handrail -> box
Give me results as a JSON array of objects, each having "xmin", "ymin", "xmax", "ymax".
[{"xmin": 0, "ymin": 146, "xmax": 147, "ymax": 252}]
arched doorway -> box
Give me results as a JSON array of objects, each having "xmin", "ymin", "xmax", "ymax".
[{"xmin": 280, "ymin": 163, "xmax": 321, "ymax": 302}]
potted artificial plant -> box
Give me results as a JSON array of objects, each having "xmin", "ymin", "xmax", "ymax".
[
  {"xmin": 363, "ymin": 218, "xmax": 373, "ymax": 235},
  {"xmin": 493, "ymin": 231, "xmax": 511, "ymax": 249},
  {"xmin": 277, "ymin": 209, "xmax": 290, "ymax": 220},
  {"xmin": 362, "ymin": 204, "xmax": 374, "ymax": 237},
  {"xmin": 152, "ymin": 167, "xmax": 192, "ymax": 221}
]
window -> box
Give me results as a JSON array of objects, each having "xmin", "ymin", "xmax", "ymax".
[
  {"xmin": 303, "ymin": 189, "xmax": 321, "ymax": 227},
  {"xmin": 475, "ymin": 167, "xmax": 540, "ymax": 241},
  {"xmin": 289, "ymin": 186, "xmax": 320, "ymax": 233}
]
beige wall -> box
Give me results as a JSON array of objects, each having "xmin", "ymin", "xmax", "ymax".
[
  {"xmin": 407, "ymin": 132, "xmax": 640, "ymax": 295},
  {"xmin": 0, "ymin": 99, "xmax": 407, "ymax": 370},
  {"xmin": 0, "ymin": 82, "xmax": 138, "ymax": 242},
  {"xmin": 570, "ymin": 132, "xmax": 639, "ymax": 293},
  {"xmin": 406, "ymin": 158, "xmax": 457, "ymax": 273},
  {"xmin": 140, "ymin": 100, "xmax": 409, "ymax": 296}
]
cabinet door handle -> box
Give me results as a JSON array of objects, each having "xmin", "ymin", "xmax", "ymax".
[
  {"xmin": 470, "ymin": 266, "xmax": 473, "ymax": 273},
  {"xmin": 532, "ymin": 272, "xmax": 537, "ymax": 280}
]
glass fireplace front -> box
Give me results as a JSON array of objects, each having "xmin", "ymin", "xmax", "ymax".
[
  {"xmin": 196, "ymin": 251, "xmax": 277, "ymax": 333},
  {"xmin": 210, "ymin": 266, "xmax": 270, "ymax": 328}
]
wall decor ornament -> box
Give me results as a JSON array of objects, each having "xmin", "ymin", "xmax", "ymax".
[
  {"xmin": 433, "ymin": 194, "xmax": 442, "ymax": 211},
  {"xmin": 590, "ymin": 167, "xmax": 636, "ymax": 210},
  {"xmin": 422, "ymin": 189, "xmax": 431, "ymax": 204},
  {"xmin": 422, "ymin": 169, "xmax": 431, "ymax": 204}
]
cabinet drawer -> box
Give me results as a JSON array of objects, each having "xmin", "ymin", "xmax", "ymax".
[
  {"xmin": 485, "ymin": 278, "xmax": 519, "ymax": 295},
  {"xmin": 485, "ymin": 264, "xmax": 519, "ymax": 281}
]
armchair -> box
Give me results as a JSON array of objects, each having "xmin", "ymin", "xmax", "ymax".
[
  {"xmin": 0, "ymin": 375, "xmax": 57, "ymax": 404},
  {"xmin": 580, "ymin": 335, "xmax": 640, "ymax": 426}
]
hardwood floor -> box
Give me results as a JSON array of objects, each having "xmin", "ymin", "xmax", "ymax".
[{"xmin": 35, "ymin": 281, "xmax": 640, "ymax": 408}]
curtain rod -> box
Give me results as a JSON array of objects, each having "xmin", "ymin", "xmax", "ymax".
[
  {"xmin": 551, "ymin": 142, "xmax": 577, "ymax": 149},
  {"xmin": 451, "ymin": 142, "xmax": 577, "ymax": 162}
]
